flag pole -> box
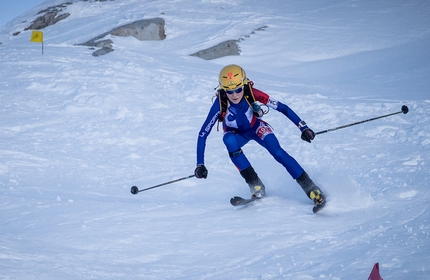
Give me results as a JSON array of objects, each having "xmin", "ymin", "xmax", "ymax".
[{"xmin": 30, "ymin": 30, "xmax": 44, "ymax": 54}]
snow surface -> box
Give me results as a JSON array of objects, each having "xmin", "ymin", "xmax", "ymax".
[{"xmin": 0, "ymin": 0, "xmax": 429, "ymax": 279}]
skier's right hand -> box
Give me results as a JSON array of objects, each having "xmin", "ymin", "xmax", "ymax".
[
  {"xmin": 195, "ymin": 164, "xmax": 208, "ymax": 179},
  {"xmin": 301, "ymin": 128, "xmax": 315, "ymax": 143}
]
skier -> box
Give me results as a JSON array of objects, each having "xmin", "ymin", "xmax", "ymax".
[{"xmin": 194, "ymin": 64, "xmax": 325, "ymax": 208}]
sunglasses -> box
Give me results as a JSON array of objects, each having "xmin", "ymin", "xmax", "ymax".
[{"xmin": 226, "ymin": 87, "xmax": 243, "ymax": 95}]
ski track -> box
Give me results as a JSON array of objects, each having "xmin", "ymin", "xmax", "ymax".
[{"xmin": 1, "ymin": 0, "xmax": 430, "ymax": 279}]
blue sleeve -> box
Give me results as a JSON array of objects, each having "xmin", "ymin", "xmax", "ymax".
[
  {"xmin": 196, "ymin": 99, "xmax": 220, "ymax": 165},
  {"xmin": 276, "ymin": 102, "xmax": 308, "ymax": 131}
]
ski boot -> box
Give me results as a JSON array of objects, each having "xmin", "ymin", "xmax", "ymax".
[
  {"xmin": 296, "ymin": 171, "xmax": 326, "ymax": 207},
  {"xmin": 240, "ymin": 166, "xmax": 266, "ymax": 198}
]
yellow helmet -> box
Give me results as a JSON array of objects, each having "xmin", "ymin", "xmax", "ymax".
[{"xmin": 218, "ymin": 64, "xmax": 247, "ymax": 90}]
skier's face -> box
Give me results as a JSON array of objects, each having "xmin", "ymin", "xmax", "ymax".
[{"xmin": 226, "ymin": 87, "xmax": 244, "ymax": 104}]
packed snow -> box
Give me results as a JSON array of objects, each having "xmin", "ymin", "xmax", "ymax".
[{"xmin": 0, "ymin": 0, "xmax": 429, "ymax": 279}]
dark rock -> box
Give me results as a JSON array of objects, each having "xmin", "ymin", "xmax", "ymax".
[
  {"xmin": 110, "ymin": 18, "xmax": 166, "ymax": 41},
  {"xmin": 92, "ymin": 47, "xmax": 114, "ymax": 57},
  {"xmin": 190, "ymin": 25, "xmax": 268, "ymax": 60},
  {"xmin": 25, "ymin": 2, "xmax": 72, "ymax": 31},
  {"xmin": 191, "ymin": 40, "xmax": 240, "ymax": 60},
  {"xmin": 78, "ymin": 18, "xmax": 165, "ymax": 57}
]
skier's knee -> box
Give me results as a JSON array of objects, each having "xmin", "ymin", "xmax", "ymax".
[
  {"xmin": 223, "ymin": 132, "xmax": 238, "ymax": 149},
  {"xmin": 229, "ymin": 148, "xmax": 243, "ymax": 158}
]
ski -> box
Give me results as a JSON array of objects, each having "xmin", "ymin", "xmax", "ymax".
[
  {"xmin": 231, "ymin": 195, "xmax": 326, "ymax": 214},
  {"xmin": 230, "ymin": 196, "xmax": 260, "ymax": 206}
]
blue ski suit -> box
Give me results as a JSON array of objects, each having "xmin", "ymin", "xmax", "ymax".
[{"xmin": 196, "ymin": 84, "xmax": 308, "ymax": 179}]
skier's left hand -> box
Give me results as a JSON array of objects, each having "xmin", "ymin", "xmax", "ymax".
[
  {"xmin": 301, "ymin": 128, "xmax": 315, "ymax": 143},
  {"xmin": 195, "ymin": 164, "xmax": 208, "ymax": 179}
]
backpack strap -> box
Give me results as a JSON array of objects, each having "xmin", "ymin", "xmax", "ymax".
[
  {"xmin": 243, "ymin": 81, "xmax": 264, "ymax": 118},
  {"xmin": 243, "ymin": 81, "xmax": 257, "ymax": 107}
]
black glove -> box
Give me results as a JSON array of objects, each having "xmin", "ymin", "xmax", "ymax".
[
  {"xmin": 194, "ymin": 164, "xmax": 208, "ymax": 179},
  {"xmin": 301, "ymin": 128, "xmax": 315, "ymax": 143}
]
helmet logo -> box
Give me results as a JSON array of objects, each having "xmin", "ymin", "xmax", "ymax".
[{"xmin": 227, "ymin": 72, "xmax": 233, "ymax": 79}]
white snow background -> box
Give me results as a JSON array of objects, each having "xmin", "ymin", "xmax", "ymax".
[{"xmin": 0, "ymin": 0, "xmax": 429, "ymax": 279}]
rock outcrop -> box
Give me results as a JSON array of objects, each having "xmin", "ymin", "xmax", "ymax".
[
  {"xmin": 190, "ymin": 25, "xmax": 267, "ymax": 60},
  {"xmin": 78, "ymin": 18, "xmax": 166, "ymax": 56},
  {"xmin": 24, "ymin": 2, "xmax": 72, "ymax": 31},
  {"xmin": 190, "ymin": 40, "xmax": 240, "ymax": 60}
]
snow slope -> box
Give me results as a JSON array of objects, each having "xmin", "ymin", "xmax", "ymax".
[{"xmin": 0, "ymin": 0, "xmax": 429, "ymax": 279}]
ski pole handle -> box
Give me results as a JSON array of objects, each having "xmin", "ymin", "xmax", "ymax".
[
  {"xmin": 315, "ymin": 105, "xmax": 408, "ymax": 135},
  {"xmin": 131, "ymin": 174, "xmax": 196, "ymax": 195}
]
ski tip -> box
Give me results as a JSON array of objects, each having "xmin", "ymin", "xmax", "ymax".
[
  {"xmin": 312, "ymin": 203, "xmax": 326, "ymax": 214},
  {"xmin": 230, "ymin": 196, "xmax": 244, "ymax": 206}
]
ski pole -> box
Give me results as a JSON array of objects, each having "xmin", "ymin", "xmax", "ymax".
[
  {"xmin": 315, "ymin": 105, "xmax": 409, "ymax": 135},
  {"xmin": 130, "ymin": 174, "xmax": 196, "ymax": 195}
]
